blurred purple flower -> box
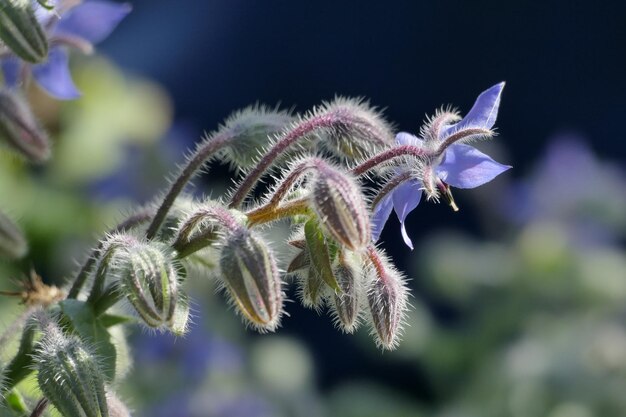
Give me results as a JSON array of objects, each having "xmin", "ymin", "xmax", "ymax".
[
  {"xmin": 503, "ymin": 134, "xmax": 626, "ymax": 245},
  {"xmin": 1, "ymin": 0, "xmax": 131, "ymax": 99},
  {"xmin": 372, "ymin": 83, "xmax": 511, "ymax": 249}
]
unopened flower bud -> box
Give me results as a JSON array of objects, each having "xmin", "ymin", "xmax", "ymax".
[
  {"xmin": 115, "ymin": 242, "xmax": 188, "ymax": 334},
  {"xmin": 35, "ymin": 324, "xmax": 109, "ymax": 417},
  {"xmin": 365, "ymin": 248, "xmax": 409, "ymax": 350},
  {"xmin": 316, "ymin": 98, "xmax": 394, "ymax": 160},
  {"xmin": 0, "ymin": 209, "xmax": 27, "ymax": 259},
  {"xmin": 0, "ymin": 0, "xmax": 48, "ymax": 63},
  {"xmin": 331, "ymin": 250, "xmax": 363, "ymax": 333},
  {"xmin": 219, "ymin": 228, "xmax": 283, "ymax": 331},
  {"xmin": 0, "ymin": 89, "xmax": 50, "ymax": 163},
  {"xmin": 310, "ymin": 163, "xmax": 370, "ymax": 251},
  {"xmin": 220, "ymin": 104, "xmax": 294, "ymax": 169}
]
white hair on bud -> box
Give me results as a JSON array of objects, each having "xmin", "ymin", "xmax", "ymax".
[{"xmin": 364, "ymin": 247, "xmax": 410, "ymax": 350}]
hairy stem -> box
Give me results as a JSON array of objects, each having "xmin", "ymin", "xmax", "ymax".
[
  {"xmin": 67, "ymin": 210, "xmax": 152, "ymax": 299},
  {"xmin": 146, "ymin": 133, "xmax": 233, "ymax": 240},
  {"xmin": 229, "ymin": 113, "xmax": 339, "ymax": 208},
  {"xmin": 365, "ymin": 245, "xmax": 386, "ymax": 281},
  {"xmin": 2, "ymin": 320, "xmax": 37, "ymax": 393},
  {"xmin": 351, "ymin": 145, "xmax": 430, "ymax": 176},
  {"xmin": 371, "ymin": 171, "xmax": 413, "ymax": 209},
  {"xmin": 246, "ymin": 198, "xmax": 311, "ymax": 226},
  {"xmin": 434, "ymin": 127, "xmax": 492, "ymax": 157},
  {"xmin": 266, "ymin": 160, "xmax": 318, "ymax": 208}
]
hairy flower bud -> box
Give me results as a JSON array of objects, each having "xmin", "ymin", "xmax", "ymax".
[
  {"xmin": 115, "ymin": 241, "xmax": 188, "ymax": 334},
  {"xmin": 35, "ymin": 324, "xmax": 109, "ymax": 417},
  {"xmin": 310, "ymin": 163, "xmax": 370, "ymax": 250},
  {"xmin": 315, "ymin": 98, "xmax": 394, "ymax": 160},
  {"xmin": 0, "ymin": 89, "xmax": 50, "ymax": 163},
  {"xmin": 219, "ymin": 228, "xmax": 283, "ymax": 331},
  {"xmin": 330, "ymin": 250, "xmax": 363, "ymax": 333},
  {"xmin": 0, "ymin": 0, "xmax": 48, "ymax": 63},
  {"xmin": 365, "ymin": 247, "xmax": 409, "ymax": 349},
  {"xmin": 219, "ymin": 104, "xmax": 294, "ymax": 169},
  {"xmin": 0, "ymin": 209, "xmax": 27, "ymax": 259}
]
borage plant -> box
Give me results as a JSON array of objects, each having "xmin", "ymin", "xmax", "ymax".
[{"xmin": 0, "ymin": 1, "xmax": 511, "ymax": 416}]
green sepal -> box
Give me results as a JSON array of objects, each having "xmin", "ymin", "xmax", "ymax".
[
  {"xmin": 4, "ymin": 389, "xmax": 28, "ymax": 414},
  {"xmin": 304, "ymin": 219, "xmax": 341, "ymax": 293},
  {"xmin": 59, "ymin": 299, "xmax": 117, "ymax": 382},
  {"xmin": 169, "ymin": 296, "xmax": 190, "ymax": 336},
  {"xmin": 0, "ymin": 0, "xmax": 48, "ymax": 63}
]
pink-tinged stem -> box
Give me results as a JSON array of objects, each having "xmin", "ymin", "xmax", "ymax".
[
  {"xmin": 366, "ymin": 245, "xmax": 387, "ymax": 283},
  {"xmin": 68, "ymin": 210, "xmax": 153, "ymax": 299},
  {"xmin": 146, "ymin": 133, "xmax": 233, "ymax": 240},
  {"xmin": 351, "ymin": 145, "xmax": 430, "ymax": 176},
  {"xmin": 228, "ymin": 114, "xmax": 338, "ymax": 208}
]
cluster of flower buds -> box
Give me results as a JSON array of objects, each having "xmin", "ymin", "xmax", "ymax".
[
  {"xmin": 0, "ymin": 70, "xmax": 512, "ymax": 416},
  {"xmin": 115, "ymin": 84, "xmax": 507, "ymax": 351}
]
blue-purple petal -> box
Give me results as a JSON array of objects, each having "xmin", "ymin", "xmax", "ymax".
[
  {"xmin": 391, "ymin": 179, "xmax": 422, "ymax": 250},
  {"xmin": 395, "ymin": 132, "xmax": 422, "ymax": 146},
  {"xmin": 441, "ymin": 82, "xmax": 505, "ymax": 137},
  {"xmin": 1, "ymin": 57, "xmax": 22, "ymax": 88},
  {"xmin": 32, "ymin": 47, "xmax": 81, "ymax": 99},
  {"xmin": 54, "ymin": 1, "xmax": 131, "ymax": 44},
  {"xmin": 370, "ymin": 192, "xmax": 393, "ymax": 243},
  {"xmin": 437, "ymin": 144, "xmax": 511, "ymax": 189}
]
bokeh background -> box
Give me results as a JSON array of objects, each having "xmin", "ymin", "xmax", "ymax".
[{"xmin": 1, "ymin": 1, "xmax": 626, "ymax": 416}]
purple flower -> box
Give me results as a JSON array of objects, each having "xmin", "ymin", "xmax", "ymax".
[
  {"xmin": 371, "ymin": 82, "xmax": 511, "ymax": 249},
  {"xmin": 1, "ymin": 0, "xmax": 131, "ymax": 99}
]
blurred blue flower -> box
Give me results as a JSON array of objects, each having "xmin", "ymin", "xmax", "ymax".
[
  {"xmin": 1, "ymin": 0, "xmax": 130, "ymax": 99},
  {"xmin": 503, "ymin": 134, "xmax": 626, "ymax": 245},
  {"xmin": 372, "ymin": 83, "xmax": 511, "ymax": 249},
  {"xmin": 133, "ymin": 312, "xmax": 243, "ymax": 383}
]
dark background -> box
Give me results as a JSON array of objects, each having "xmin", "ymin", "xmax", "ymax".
[{"xmin": 98, "ymin": 0, "xmax": 626, "ymax": 402}]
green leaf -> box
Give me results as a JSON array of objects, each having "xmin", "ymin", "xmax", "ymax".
[
  {"xmin": 59, "ymin": 299, "xmax": 117, "ymax": 382},
  {"xmin": 304, "ymin": 219, "xmax": 341, "ymax": 293},
  {"xmin": 99, "ymin": 313, "xmax": 135, "ymax": 328}
]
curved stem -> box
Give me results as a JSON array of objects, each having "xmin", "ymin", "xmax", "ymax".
[
  {"xmin": 351, "ymin": 145, "xmax": 430, "ymax": 176},
  {"xmin": 145, "ymin": 133, "xmax": 233, "ymax": 240},
  {"xmin": 29, "ymin": 398, "xmax": 49, "ymax": 417},
  {"xmin": 266, "ymin": 160, "xmax": 317, "ymax": 208},
  {"xmin": 246, "ymin": 198, "xmax": 311, "ymax": 226},
  {"xmin": 67, "ymin": 210, "xmax": 152, "ymax": 299},
  {"xmin": 365, "ymin": 245, "xmax": 386, "ymax": 281},
  {"xmin": 434, "ymin": 127, "xmax": 491, "ymax": 157},
  {"xmin": 371, "ymin": 171, "xmax": 413, "ymax": 209},
  {"xmin": 229, "ymin": 113, "xmax": 338, "ymax": 208},
  {"xmin": 2, "ymin": 319, "xmax": 37, "ymax": 393},
  {"xmin": 173, "ymin": 204, "xmax": 243, "ymax": 258}
]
